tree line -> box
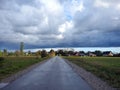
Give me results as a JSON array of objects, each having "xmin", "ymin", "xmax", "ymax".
[
  {"xmin": 0, "ymin": 42, "xmax": 120, "ymax": 58},
  {"xmin": 0, "ymin": 42, "xmax": 55, "ymax": 58}
]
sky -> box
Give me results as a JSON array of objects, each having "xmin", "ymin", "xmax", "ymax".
[{"xmin": 0, "ymin": 0, "xmax": 120, "ymax": 50}]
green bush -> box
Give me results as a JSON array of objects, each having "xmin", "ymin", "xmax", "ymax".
[{"xmin": 0, "ymin": 57, "xmax": 4, "ymax": 61}]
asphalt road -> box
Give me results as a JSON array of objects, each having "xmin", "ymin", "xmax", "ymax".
[{"xmin": 1, "ymin": 56, "xmax": 93, "ymax": 90}]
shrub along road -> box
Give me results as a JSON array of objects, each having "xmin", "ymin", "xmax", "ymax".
[{"xmin": 0, "ymin": 56, "xmax": 92, "ymax": 90}]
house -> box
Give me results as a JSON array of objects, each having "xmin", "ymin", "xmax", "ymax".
[
  {"xmin": 103, "ymin": 51, "xmax": 113, "ymax": 56},
  {"xmin": 79, "ymin": 52, "xmax": 86, "ymax": 56},
  {"xmin": 88, "ymin": 52, "xmax": 96, "ymax": 57},
  {"xmin": 74, "ymin": 52, "xmax": 79, "ymax": 56},
  {"xmin": 79, "ymin": 53, "xmax": 86, "ymax": 56}
]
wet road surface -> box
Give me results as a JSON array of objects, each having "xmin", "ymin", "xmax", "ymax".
[{"xmin": 1, "ymin": 56, "xmax": 93, "ymax": 90}]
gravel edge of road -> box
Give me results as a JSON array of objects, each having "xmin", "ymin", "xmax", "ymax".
[
  {"xmin": 0, "ymin": 59, "xmax": 48, "ymax": 83},
  {"xmin": 64, "ymin": 58, "xmax": 118, "ymax": 90}
]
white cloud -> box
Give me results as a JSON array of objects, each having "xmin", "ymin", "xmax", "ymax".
[
  {"xmin": 76, "ymin": 1, "xmax": 85, "ymax": 12},
  {"xmin": 58, "ymin": 24, "xmax": 65, "ymax": 33},
  {"xmin": 94, "ymin": 0, "xmax": 110, "ymax": 8},
  {"xmin": 0, "ymin": 0, "xmax": 65, "ymax": 45},
  {"xmin": 0, "ymin": 0, "xmax": 120, "ymax": 48},
  {"xmin": 21, "ymin": 26, "xmax": 39, "ymax": 34},
  {"xmin": 56, "ymin": 34, "xmax": 64, "ymax": 39},
  {"xmin": 116, "ymin": 4, "xmax": 120, "ymax": 10},
  {"xmin": 112, "ymin": 17, "xmax": 119, "ymax": 21},
  {"xmin": 71, "ymin": 0, "xmax": 85, "ymax": 15},
  {"xmin": 36, "ymin": 0, "xmax": 63, "ymax": 15},
  {"xmin": 58, "ymin": 21, "xmax": 73, "ymax": 33},
  {"xmin": 94, "ymin": 0, "xmax": 120, "ymax": 10}
]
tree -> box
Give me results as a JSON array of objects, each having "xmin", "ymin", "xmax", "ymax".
[
  {"xmin": 0, "ymin": 57, "xmax": 4, "ymax": 62},
  {"xmin": 15, "ymin": 50, "xmax": 20, "ymax": 56},
  {"xmin": 41, "ymin": 50, "xmax": 48, "ymax": 58},
  {"xmin": 94, "ymin": 50, "xmax": 102, "ymax": 56},
  {"xmin": 8, "ymin": 52, "xmax": 14, "ymax": 56},
  {"xmin": 35, "ymin": 50, "xmax": 41, "ymax": 57},
  {"xmin": 68, "ymin": 51, "xmax": 74, "ymax": 56},
  {"xmin": 20, "ymin": 42, "xmax": 24, "ymax": 55},
  {"xmin": 28, "ymin": 51, "xmax": 32, "ymax": 56},
  {"xmin": 64, "ymin": 50, "xmax": 69, "ymax": 56},
  {"xmin": 0, "ymin": 50, "xmax": 3, "ymax": 56},
  {"xmin": 49, "ymin": 49, "xmax": 55, "ymax": 57},
  {"xmin": 3, "ymin": 49, "xmax": 8, "ymax": 56},
  {"xmin": 57, "ymin": 49, "xmax": 64, "ymax": 56},
  {"xmin": 79, "ymin": 51, "xmax": 85, "ymax": 54}
]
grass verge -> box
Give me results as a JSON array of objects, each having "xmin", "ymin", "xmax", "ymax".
[
  {"xmin": 63, "ymin": 56, "xmax": 120, "ymax": 88},
  {"xmin": 0, "ymin": 56, "xmax": 49, "ymax": 81}
]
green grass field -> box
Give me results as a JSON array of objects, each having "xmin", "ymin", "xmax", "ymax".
[
  {"xmin": 0, "ymin": 56, "xmax": 48, "ymax": 81},
  {"xmin": 63, "ymin": 56, "xmax": 120, "ymax": 88}
]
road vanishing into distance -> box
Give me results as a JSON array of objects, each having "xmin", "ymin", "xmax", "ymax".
[{"xmin": 1, "ymin": 56, "xmax": 93, "ymax": 90}]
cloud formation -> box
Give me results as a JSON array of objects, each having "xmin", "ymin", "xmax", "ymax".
[{"xmin": 0, "ymin": 0, "xmax": 120, "ymax": 49}]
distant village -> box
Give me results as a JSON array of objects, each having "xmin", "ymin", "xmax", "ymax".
[
  {"xmin": 0, "ymin": 42, "xmax": 120, "ymax": 57},
  {"xmin": 0, "ymin": 49, "xmax": 120, "ymax": 57},
  {"xmin": 57, "ymin": 50, "xmax": 120, "ymax": 57}
]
